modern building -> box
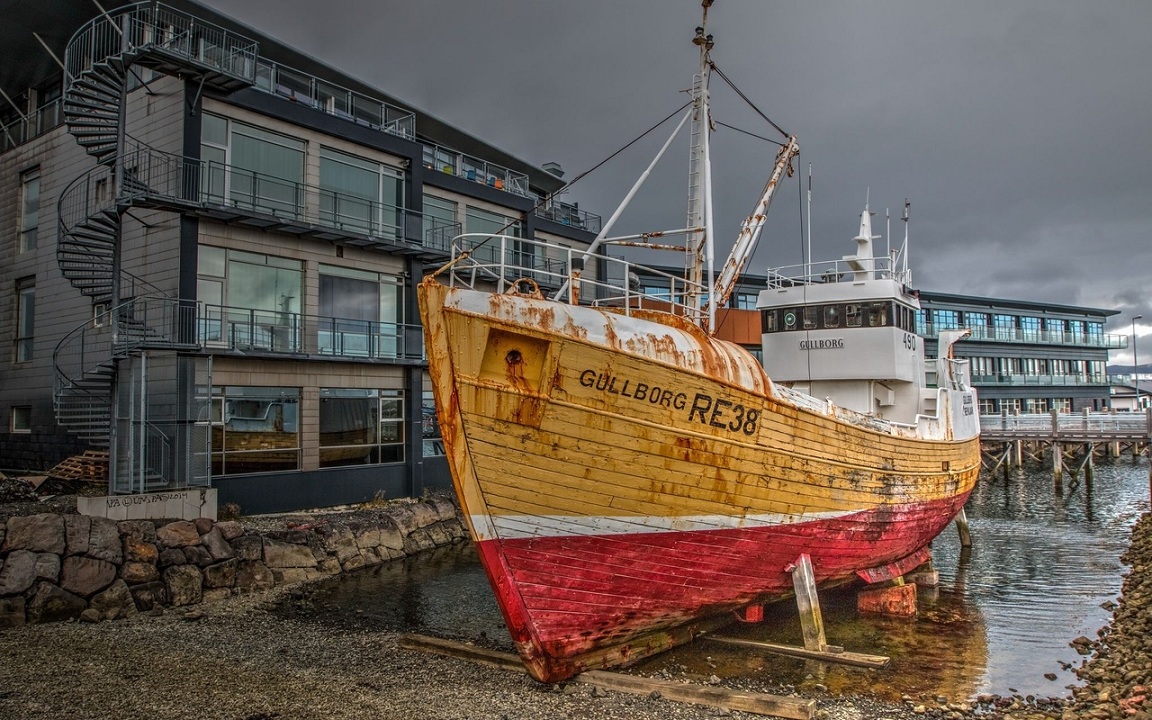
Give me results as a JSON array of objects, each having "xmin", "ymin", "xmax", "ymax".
[
  {"xmin": 1, "ymin": 0, "xmax": 599, "ymax": 513},
  {"xmin": 916, "ymin": 292, "xmax": 1123, "ymax": 414}
]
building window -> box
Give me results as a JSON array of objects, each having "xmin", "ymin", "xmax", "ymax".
[
  {"xmin": 422, "ymin": 194, "xmax": 459, "ymax": 250},
  {"xmin": 319, "ymin": 147, "xmax": 404, "ymax": 238},
  {"xmin": 993, "ymin": 314, "xmax": 1016, "ymax": 341},
  {"xmin": 318, "ymin": 264, "xmax": 404, "ymax": 358},
  {"xmin": 210, "ymin": 386, "xmax": 301, "ymax": 476},
  {"xmin": 1019, "ymin": 316, "xmax": 1042, "ymax": 342},
  {"xmin": 19, "ymin": 168, "xmax": 40, "ymax": 252},
  {"xmin": 15, "ymin": 277, "xmax": 34, "ymax": 362},
  {"xmin": 319, "ymin": 388, "xmax": 404, "ymax": 467},
  {"xmin": 422, "ymin": 389, "xmax": 444, "ymax": 457},
  {"xmin": 201, "ymin": 113, "xmax": 305, "ymax": 217},
  {"xmin": 465, "ymin": 206, "xmax": 524, "ymax": 264},
  {"xmin": 198, "ymin": 247, "xmax": 302, "ymax": 351},
  {"xmin": 10, "ymin": 406, "xmax": 31, "ymax": 433}
]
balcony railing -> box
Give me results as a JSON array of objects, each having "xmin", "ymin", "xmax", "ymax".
[
  {"xmin": 920, "ymin": 323, "xmax": 1125, "ymax": 349},
  {"xmin": 1, "ymin": 99, "xmax": 63, "ymax": 153},
  {"xmin": 423, "ymin": 142, "xmax": 531, "ymax": 199},
  {"xmin": 535, "ymin": 200, "xmax": 602, "ymax": 233},
  {"xmin": 59, "ymin": 141, "xmax": 461, "ymax": 254},
  {"xmin": 252, "ymin": 58, "xmax": 415, "ymax": 140},
  {"xmin": 969, "ymin": 373, "xmax": 1109, "ymax": 387},
  {"xmin": 64, "ymin": 2, "xmax": 258, "ymax": 88}
]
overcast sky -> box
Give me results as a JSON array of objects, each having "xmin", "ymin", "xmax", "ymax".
[{"xmin": 203, "ymin": 0, "xmax": 1152, "ymax": 354}]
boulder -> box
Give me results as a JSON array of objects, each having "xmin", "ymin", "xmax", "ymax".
[
  {"xmin": 193, "ymin": 517, "xmax": 214, "ymax": 536},
  {"xmin": 235, "ymin": 561, "xmax": 274, "ymax": 592},
  {"xmin": 128, "ymin": 581, "xmax": 167, "ymax": 611},
  {"xmin": 403, "ymin": 529, "xmax": 435, "ymax": 555},
  {"xmin": 163, "ymin": 564, "xmax": 203, "ymax": 607},
  {"xmin": 117, "ymin": 520, "xmax": 157, "ymax": 543},
  {"xmin": 323, "ymin": 528, "xmax": 360, "ymax": 563},
  {"xmin": 0, "ymin": 550, "xmax": 38, "ymax": 596},
  {"xmin": 34, "ymin": 552, "xmax": 60, "ymax": 582},
  {"xmin": 202, "ymin": 587, "xmax": 232, "ymax": 604},
  {"xmin": 123, "ymin": 538, "xmax": 158, "ymax": 564},
  {"xmin": 263, "ymin": 539, "xmax": 318, "ymax": 569},
  {"xmin": 389, "ymin": 506, "xmax": 419, "ymax": 535},
  {"xmin": 200, "ymin": 527, "xmax": 234, "ymax": 561},
  {"xmin": 121, "ymin": 561, "xmax": 161, "ymax": 585},
  {"xmin": 318, "ymin": 557, "xmax": 342, "ymax": 575},
  {"xmin": 365, "ymin": 517, "xmax": 405, "ymax": 552},
  {"xmin": 410, "ymin": 502, "xmax": 440, "ymax": 529},
  {"xmin": 156, "ymin": 521, "xmax": 201, "ymax": 548},
  {"xmin": 80, "ymin": 608, "xmax": 103, "ymax": 623},
  {"xmin": 183, "ymin": 545, "xmax": 214, "ymax": 567},
  {"xmin": 215, "ymin": 521, "xmax": 244, "ymax": 541},
  {"xmin": 60, "ymin": 556, "xmax": 117, "ymax": 598},
  {"xmin": 157, "ymin": 548, "xmax": 186, "ymax": 568},
  {"xmin": 64, "ymin": 514, "xmax": 92, "ymax": 555},
  {"xmin": 90, "ymin": 579, "xmax": 138, "ymax": 621},
  {"xmin": 203, "ymin": 559, "xmax": 237, "ymax": 589},
  {"xmin": 229, "ymin": 535, "xmax": 263, "ymax": 561},
  {"xmin": 26, "ymin": 581, "xmax": 87, "ymax": 623},
  {"xmin": 5, "ymin": 514, "xmax": 66, "ymax": 554},
  {"xmin": 430, "ymin": 497, "xmax": 459, "ymax": 522},
  {"xmin": 340, "ymin": 553, "xmax": 367, "ymax": 572}
]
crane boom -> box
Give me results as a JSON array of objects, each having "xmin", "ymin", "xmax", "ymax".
[{"xmin": 705, "ymin": 136, "xmax": 799, "ymax": 326}]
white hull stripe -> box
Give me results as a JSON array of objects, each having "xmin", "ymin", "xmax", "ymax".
[{"xmin": 469, "ymin": 509, "xmax": 856, "ymax": 541}]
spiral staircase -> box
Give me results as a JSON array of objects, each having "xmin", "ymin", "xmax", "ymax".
[{"xmin": 52, "ymin": 4, "xmax": 257, "ymax": 461}]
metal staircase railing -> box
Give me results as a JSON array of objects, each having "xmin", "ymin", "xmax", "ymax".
[{"xmin": 54, "ymin": 2, "xmax": 257, "ymax": 449}]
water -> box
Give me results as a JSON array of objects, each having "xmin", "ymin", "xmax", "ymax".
[{"xmin": 279, "ymin": 459, "xmax": 1150, "ymax": 702}]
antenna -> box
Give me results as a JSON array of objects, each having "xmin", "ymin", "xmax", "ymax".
[
  {"xmin": 805, "ymin": 163, "xmax": 812, "ymax": 281},
  {"xmin": 900, "ymin": 198, "xmax": 910, "ymax": 276}
]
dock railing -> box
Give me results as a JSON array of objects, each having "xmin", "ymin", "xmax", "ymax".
[{"xmin": 980, "ymin": 409, "xmax": 1152, "ymax": 441}]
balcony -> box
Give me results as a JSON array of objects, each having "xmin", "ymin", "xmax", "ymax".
[
  {"xmin": 920, "ymin": 323, "xmax": 1126, "ymax": 349},
  {"xmin": 422, "ymin": 143, "xmax": 531, "ymax": 199},
  {"xmin": 118, "ymin": 297, "xmax": 424, "ymax": 361},
  {"xmin": 535, "ymin": 199, "xmax": 602, "ymax": 233},
  {"xmin": 61, "ymin": 142, "xmax": 461, "ymax": 258},
  {"xmin": 1, "ymin": 99, "xmax": 63, "ymax": 153},
  {"xmin": 969, "ymin": 373, "xmax": 1109, "ymax": 387},
  {"xmin": 252, "ymin": 59, "xmax": 415, "ymax": 140}
]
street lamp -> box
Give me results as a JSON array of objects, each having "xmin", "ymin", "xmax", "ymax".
[{"xmin": 1133, "ymin": 315, "xmax": 1143, "ymax": 406}]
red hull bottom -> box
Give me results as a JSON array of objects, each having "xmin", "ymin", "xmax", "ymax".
[{"xmin": 474, "ymin": 494, "xmax": 969, "ymax": 681}]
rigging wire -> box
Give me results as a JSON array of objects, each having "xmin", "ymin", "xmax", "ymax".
[
  {"xmin": 713, "ymin": 121, "xmax": 786, "ymax": 148},
  {"xmin": 709, "ymin": 61, "xmax": 790, "ymax": 140},
  {"xmin": 453, "ymin": 100, "xmax": 694, "ymax": 260}
]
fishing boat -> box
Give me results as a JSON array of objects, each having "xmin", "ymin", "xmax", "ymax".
[{"xmin": 418, "ymin": 2, "xmax": 980, "ymax": 683}]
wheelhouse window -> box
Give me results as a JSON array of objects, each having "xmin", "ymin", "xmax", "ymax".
[
  {"xmin": 15, "ymin": 277, "xmax": 34, "ymax": 362},
  {"xmin": 318, "ymin": 264, "xmax": 404, "ymax": 358},
  {"xmin": 210, "ymin": 386, "xmax": 301, "ymax": 475},
  {"xmin": 319, "ymin": 388, "xmax": 404, "ymax": 467},
  {"xmin": 18, "ymin": 167, "xmax": 39, "ymax": 253}
]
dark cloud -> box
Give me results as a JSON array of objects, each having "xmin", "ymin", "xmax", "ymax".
[{"xmin": 203, "ymin": 0, "xmax": 1152, "ymax": 352}]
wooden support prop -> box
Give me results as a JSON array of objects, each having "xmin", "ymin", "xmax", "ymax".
[
  {"xmin": 579, "ymin": 669, "xmax": 815, "ymax": 719},
  {"xmin": 705, "ymin": 635, "xmax": 889, "ymax": 669},
  {"xmin": 787, "ymin": 553, "xmax": 826, "ymax": 652},
  {"xmin": 398, "ymin": 633, "xmax": 526, "ymax": 673},
  {"xmin": 398, "ymin": 633, "xmax": 815, "ymax": 719},
  {"xmin": 954, "ymin": 507, "xmax": 972, "ymax": 548}
]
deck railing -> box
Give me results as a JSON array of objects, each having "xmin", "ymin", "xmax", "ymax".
[
  {"xmin": 766, "ymin": 255, "xmax": 912, "ymax": 289},
  {"xmin": 448, "ymin": 233, "xmax": 708, "ymax": 322},
  {"xmin": 0, "ymin": 99, "xmax": 63, "ymax": 153},
  {"xmin": 422, "ymin": 143, "xmax": 531, "ymax": 199}
]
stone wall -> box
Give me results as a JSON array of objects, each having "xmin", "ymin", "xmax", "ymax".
[{"xmin": 0, "ymin": 497, "xmax": 466, "ymax": 627}]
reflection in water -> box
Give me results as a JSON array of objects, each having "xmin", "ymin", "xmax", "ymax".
[{"xmin": 286, "ymin": 460, "xmax": 1149, "ymax": 702}]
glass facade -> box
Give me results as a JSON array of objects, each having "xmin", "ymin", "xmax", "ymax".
[
  {"xmin": 198, "ymin": 247, "xmax": 303, "ymax": 351},
  {"xmin": 210, "ymin": 386, "xmax": 301, "ymax": 475},
  {"xmin": 318, "ymin": 388, "xmax": 404, "ymax": 467},
  {"xmin": 201, "ymin": 113, "xmax": 305, "ymax": 215},
  {"xmin": 318, "ymin": 265, "xmax": 404, "ymax": 357},
  {"xmin": 319, "ymin": 147, "xmax": 404, "ymax": 237}
]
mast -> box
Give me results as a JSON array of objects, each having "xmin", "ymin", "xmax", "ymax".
[{"xmin": 685, "ymin": 0, "xmax": 714, "ymax": 317}]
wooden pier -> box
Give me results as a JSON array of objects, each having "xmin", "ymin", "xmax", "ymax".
[{"xmin": 980, "ymin": 409, "xmax": 1151, "ymax": 489}]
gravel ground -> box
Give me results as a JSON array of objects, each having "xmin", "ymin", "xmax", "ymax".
[{"xmin": 2, "ymin": 488, "xmax": 1150, "ymax": 720}]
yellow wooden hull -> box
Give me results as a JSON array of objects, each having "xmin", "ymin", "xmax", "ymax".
[{"xmin": 419, "ymin": 278, "xmax": 980, "ymax": 682}]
